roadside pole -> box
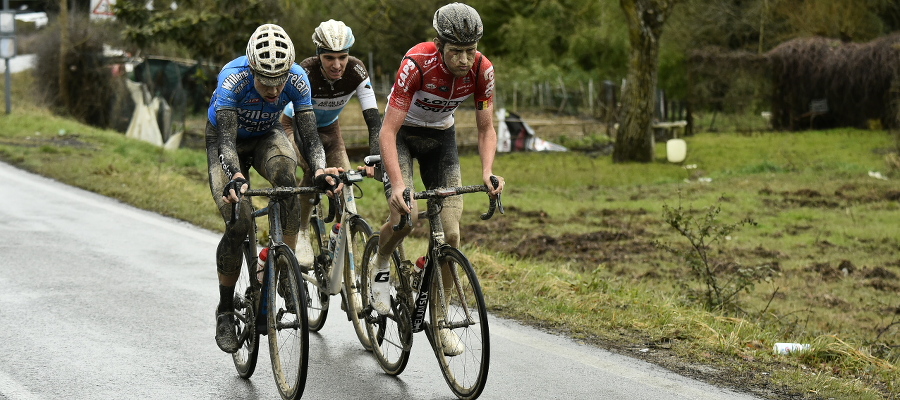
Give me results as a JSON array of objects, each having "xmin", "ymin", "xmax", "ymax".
[{"xmin": 1, "ymin": 0, "xmax": 14, "ymax": 114}]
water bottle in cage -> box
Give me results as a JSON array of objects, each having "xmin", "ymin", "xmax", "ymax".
[
  {"xmin": 328, "ymin": 223, "xmax": 341, "ymax": 254},
  {"xmin": 411, "ymin": 256, "xmax": 426, "ymax": 292}
]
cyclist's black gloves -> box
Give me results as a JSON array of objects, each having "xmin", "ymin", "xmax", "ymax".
[
  {"xmin": 223, "ymin": 177, "xmax": 249, "ymax": 199},
  {"xmin": 314, "ymin": 173, "xmax": 340, "ymax": 193}
]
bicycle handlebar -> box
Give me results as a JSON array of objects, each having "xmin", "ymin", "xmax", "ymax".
[{"xmin": 391, "ymin": 179, "xmax": 504, "ymax": 231}]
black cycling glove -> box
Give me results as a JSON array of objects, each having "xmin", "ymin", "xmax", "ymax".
[
  {"xmin": 313, "ymin": 173, "xmax": 340, "ymax": 193},
  {"xmin": 222, "ymin": 177, "xmax": 249, "ymax": 199}
]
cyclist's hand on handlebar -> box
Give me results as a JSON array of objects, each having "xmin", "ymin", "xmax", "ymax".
[
  {"xmin": 314, "ymin": 167, "xmax": 344, "ymax": 197},
  {"xmin": 222, "ymin": 175, "xmax": 249, "ymax": 204},
  {"xmin": 483, "ymin": 174, "xmax": 505, "ymax": 198},
  {"xmin": 357, "ymin": 165, "xmax": 376, "ymax": 178},
  {"xmin": 389, "ymin": 184, "xmax": 412, "ymax": 216}
]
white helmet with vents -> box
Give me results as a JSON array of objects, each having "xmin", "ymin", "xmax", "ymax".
[
  {"xmin": 246, "ymin": 24, "xmax": 295, "ymax": 86},
  {"xmin": 312, "ymin": 19, "xmax": 355, "ymax": 54}
]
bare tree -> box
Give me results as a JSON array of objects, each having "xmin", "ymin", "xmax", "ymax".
[{"xmin": 615, "ymin": 0, "xmax": 679, "ymax": 163}]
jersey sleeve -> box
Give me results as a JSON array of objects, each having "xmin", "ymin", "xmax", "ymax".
[
  {"xmin": 287, "ymin": 64, "xmax": 314, "ymax": 113},
  {"xmin": 474, "ymin": 54, "xmax": 495, "ymax": 108},
  {"xmin": 387, "ymin": 57, "xmax": 422, "ymax": 112},
  {"xmin": 355, "ymin": 78, "xmax": 378, "ymax": 111}
]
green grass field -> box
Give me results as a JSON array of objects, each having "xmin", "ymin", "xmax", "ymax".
[{"xmin": 3, "ymin": 70, "xmax": 900, "ymax": 399}]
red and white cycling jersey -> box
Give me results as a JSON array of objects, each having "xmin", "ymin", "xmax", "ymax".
[{"xmin": 387, "ymin": 42, "xmax": 494, "ymax": 130}]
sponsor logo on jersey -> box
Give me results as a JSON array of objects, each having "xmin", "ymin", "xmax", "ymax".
[
  {"xmin": 439, "ymin": 86, "xmax": 449, "ymax": 92},
  {"xmin": 245, "ymin": 98, "xmax": 261, "ymax": 104},
  {"xmin": 238, "ymin": 109, "xmax": 280, "ymax": 121},
  {"xmin": 398, "ymin": 59, "xmax": 416, "ymax": 88},
  {"xmin": 222, "ymin": 70, "xmax": 250, "ymax": 92},
  {"xmin": 423, "ymin": 56, "xmax": 437, "ymax": 67},
  {"xmin": 353, "ymin": 63, "xmax": 367, "ymax": 78},
  {"xmin": 222, "ymin": 71, "xmax": 250, "ymax": 93},
  {"xmin": 483, "ymin": 66, "xmax": 495, "ymax": 98},
  {"xmin": 414, "ymin": 96, "xmax": 464, "ymax": 113},
  {"xmin": 426, "ymin": 83, "xmax": 436, "ymax": 89},
  {"xmin": 288, "ymin": 73, "xmax": 310, "ymax": 95},
  {"xmin": 315, "ymin": 99, "xmax": 348, "ymax": 108}
]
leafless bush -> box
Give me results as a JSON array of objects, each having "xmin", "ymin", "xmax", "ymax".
[{"xmin": 31, "ymin": 18, "xmax": 129, "ymax": 129}]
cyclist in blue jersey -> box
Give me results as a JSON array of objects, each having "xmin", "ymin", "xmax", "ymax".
[
  {"xmin": 206, "ymin": 24, "xmax": 343, "ymax": 353},
  {"xmin": 280, "ymin": 19, "xmax": 382, "ymax": 276}
]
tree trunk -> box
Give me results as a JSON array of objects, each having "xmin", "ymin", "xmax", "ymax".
[
  {"xmin": 614, "ymin": 0, "xmax": 679, "ymax": 163},
  {"xmin": 58, "ymin": 0, "xmax": 70, "ymax": 110}
]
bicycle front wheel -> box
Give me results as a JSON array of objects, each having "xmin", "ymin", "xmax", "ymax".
[
  {"xmin": 429, "ymin": 247, "xmax": 490, "ymax": 399},
  {"xmin": 232, "ymin": 239, "xmax": 261, "ymax": 378},
  {"xmin": 342, "ymin": 216, "xmax": 373, "ymax": 350},
  {"xmin": 305, "ymin": 215, "xmax": 329, "ymax": 331},
  {"xmin": 267, "ymin": 246, "xmax": 309, "ymax": 400},
  {"xmin": 360, "ymin": 234, "xmax": 412, "ymax": 375}
]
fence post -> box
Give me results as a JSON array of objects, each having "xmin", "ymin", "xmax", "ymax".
[{"xmin": 588, "ymin": 79, "xmax": 594, "ymax": 117}]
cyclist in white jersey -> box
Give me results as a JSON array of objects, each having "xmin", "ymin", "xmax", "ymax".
[{"xmin": 280, "ymin": 19, "xmax": 382, "ymax": 270}]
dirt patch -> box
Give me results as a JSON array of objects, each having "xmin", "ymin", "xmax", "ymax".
[
  {"xmin": 463, "ymin": 207, "xmax": 660, "ymax": 271},
  {"xmin": 0, "ymin": 134, "xmax": 97, "ymax": 150}
]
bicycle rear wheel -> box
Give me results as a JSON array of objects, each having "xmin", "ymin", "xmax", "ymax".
[
  {"xmin": 267, "ymin": 246, "xmax": 309, "ymax": 400},
  {"xmin": 360, "ymin": 234, "xmax": 412, "ymax": 375},
  {"xmin": 305, "ymin": 215, "xmax": 329, "ymax": 331},
  {"xmin": 232, "ymin": 240, "xmax": 261, "ymax": 378},
  {"xmin": 429, "ymin": 247, "xmax": 490, "ymax": 400},
  {"xmin": 342, "ymin": 216, "xmax": 373, "ymax": 350}
]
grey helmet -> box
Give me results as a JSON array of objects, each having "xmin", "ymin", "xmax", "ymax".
[
  {"xmin": 432, "ymin": 3, "xmax": 483, "ymax": 44},
  {"xmin": 312, "ymin": 19, "xmax": 356, "ymax": 53}
]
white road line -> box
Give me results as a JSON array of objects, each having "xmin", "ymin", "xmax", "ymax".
[{"xmin": 0, "ymin": 370, "xmax": 42, "ymax": 400}]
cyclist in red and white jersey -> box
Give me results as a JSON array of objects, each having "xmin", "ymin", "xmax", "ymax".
[{"xmin": 369, "ymin": 3, "xmax": 505, "ymax": 355}]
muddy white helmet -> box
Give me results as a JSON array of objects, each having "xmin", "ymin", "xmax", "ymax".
[
  {"xmin": 312, "ymin": 19, "xmax": 355, "ymax": 54},
  {"xmin": 246, "ymin": 24, "xmax": 295, "ymax": 86},
  {"xmin": 433, "ymin": 3, "xmax": 483, "ymax": 44}
]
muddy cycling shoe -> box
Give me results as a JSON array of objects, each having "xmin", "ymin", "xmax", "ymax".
[
  {"xmin": 215, "ymin": 311, "xmax": 240, "ymax": 353},
  {"xmin": 369, "ymin": 254, "xmax": 392, "ymax": 315},
  {"xmin": 439, "ymin": 328, "xmax": 465, "ymax": 356}
]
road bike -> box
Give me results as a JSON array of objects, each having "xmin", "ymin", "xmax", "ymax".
[
  {"xmin": 301, "ymin": 170, "xmax": 374, "ymax": 350},
  {"xmin": 228, "ymin": 185, "xmax": 320, "ymax": 400},
  {"xmin": 359, "ymin": 158, "xmax": 503, "ymax": 400}
]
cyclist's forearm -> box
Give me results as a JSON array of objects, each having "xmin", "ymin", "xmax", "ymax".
[
  {"xmin": 378, "ymin": 106, "xmax": 406, "ymax": 187},
  {"xmin": 293, "ymin": 109, "xmax": 327, "ymax": 172},
  {"xmin": 475, "ymin": 109, "xmax": 498, "ymax": 177},
  {"xmin": 362, "ymin": 108, "xmax": 382, "ymax": 156},
  {"xmin": 215, "ymin": 109, "xmax": 241, "ymax": 179}
]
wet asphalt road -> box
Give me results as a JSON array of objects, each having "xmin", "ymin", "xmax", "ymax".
[{"xmin": 0, "ymin": 161, "xmax": 764, "ymax": 400}]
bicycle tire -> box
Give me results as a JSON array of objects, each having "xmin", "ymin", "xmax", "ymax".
[
  {"xmin": 305, "ymin": 215, "xmax": 329, "ymax": 331},
  {"xmin": 342, "ymin": 216, "xmax": 374, "ymax": 350},
  {"xmin": 360, "ymin": 234, "xmax": 412, "ymax": 375},
  {"xmin": 267, "ymin": 245, "xmax": 310, "ymax": 400},
  {"xmin": 428, "ymin": 247, "xmax": 490, "ymax": 400},
  {"xmin": 232, "ymin": 240, "xmax": 261, "ymax": 378}
]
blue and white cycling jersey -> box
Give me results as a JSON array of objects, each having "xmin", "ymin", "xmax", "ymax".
[
  {"xmin": 208, "ymin": 56, "xmax": 313, "ymax": 139},
  {"xmin": 283, "ymin": 56, "xmax": 377, "ymax": 128}
]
